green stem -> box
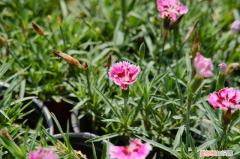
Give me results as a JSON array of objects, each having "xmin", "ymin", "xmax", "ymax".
[
  {"xmin": 44, "ymin": 36, "xmax": 56, "ymax": 48},
  {"xmin": 158, "ymin": 40, "xmax": 165, "ymax": 74},
  {"xmin": 218, "ymin": 129, "xmax": 226, "ymax": 150},
  {"xmin": 124, "ymin": 98, "xmax": 127, "ymax": 117},
  {"xmin": 86, "ymin": 69, "xmax": 92, "ymax": 98},
  {"xmin": 176, "ymin": 42, "xmax": 185, "ymax": 76},
  {"xmin": 186, "ymin": 91, "xmax": 193, "ymax": 150},
  {"xmin": 121, "ymin": 0, "xmax": 126, "ymax": 30}
]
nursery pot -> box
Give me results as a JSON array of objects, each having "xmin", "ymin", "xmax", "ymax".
[
  {"xmin": 44, "ymin": 95, "xmax": 79, "ymax": 134},
  {"xmin": 0, "ymin": 82, "xmax": 54, "ymax": 135},
  {"xmin": 46, "ymin": 132, "xmax": 112, "ymax": 159}
]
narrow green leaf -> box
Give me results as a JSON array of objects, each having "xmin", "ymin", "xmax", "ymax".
[
  {"xmin": 129, "ymin": 96, "xmax": 143, "ymax": 126},
  {"xmin": 173, "ymin": 125, "xmax": 185, "ymax": 150},
  {"xmin": 86, "ymin": 132, "xmax": 121, "ymax": 142},
  {"xmin": 92, "ymin": 142, "xmax": 97, "ymax": 159},
  {"xmin": 135, "ymin": 135, "xmax": 181, "ymax": 158}
]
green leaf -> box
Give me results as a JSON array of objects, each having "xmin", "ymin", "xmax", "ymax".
[
  {"xmin": 101, "ymin": 143, "xmax": 107, "ymax": 159},
  {"xmin": 101, "ymin": 119, "xmax": 122, "ymax": 123},
  {"xmin": 0, "ymin": 109, "xmax": 9, "ymax": 120},
  {"xmin": 135, "ymin": 135, "xmax": 181, "ymax": 158},
  {"xmin": 86, "ymin": 132, "xmax": 121, "ymax": 142},
  {"xmin": 173, "ymin": 125, "xmax": 185, "ymax": 150},
  {"xmin": 92, "ymin": 85, "xmax": 122, "ymax": 120},
  {"xmin": 129, "ymin": 96, "xmax": 143, "ymax": 126},
  {"xmin": 29, "ymin": 118, "xmax": 42, "ymax": 152},
  {"xmin": 197, "ymin": 137, "xmax": 222, "ymax": 151},
  {"xmin": 92, "ymin": 142, "xmax": 97, "ymax": 159}
]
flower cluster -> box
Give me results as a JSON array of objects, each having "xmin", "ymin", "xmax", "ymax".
[
  {"xmin": 110, "ymin": 139, "xmax": 152, "ymax": 159},
  {"xmin": 156, "ymin": 0, "xmax": 188, "ymax": 22},
  {"xmin": 208, "ymin": 87, "xmax": 240, "ymax": 111},
  {"xmin": 109, "ymin": 61, "xmax": 141, "ymax": 90},
  {"xmin": 29, "ymin": 147, "xmax": 58, "ymax": 159}
]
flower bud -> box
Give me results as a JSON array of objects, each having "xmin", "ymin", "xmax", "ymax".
[
  {"xmin": 191, "ymin": 31, "xmax": 200, "ymax": 58},
  {"xmin": 216, "ymin": 63, "xmax": 227, "ymax": 91},
  {"xmin": 20, "ymin": 18, "xmax": 27, "ymax": 39},
  {"xmin": 169, "ymin": 15, "xmax": 184, "ymax": 31},
  {"xmin": 52, "ymin": 49, "xmax": 83, "ymax": 69},
  {"xmin": 153, "ymin": 15, "xmax": 158, "ymax": 26},
  {"xmin": 31, "ymin": 22, "xmax": 45, "ymax": 36},
  {"xmin": 0, "ymin": 35, "xmax": 7, "ymax": 46},
  {"xmin": 57, "ymin": 17, "xmax": 62, "ymax": 24},
  {"xmin": 139, "ymin": 42, "xmax": 145, "ymax": 59},
  {"xmin": 218, "ymin": 63, "xmax": 227, "ymax": 74},
  {"xmin": 0, "ymin": 128, "xmax": 12, "ymax": 141},
  {"xmin": 83, "ymin": 62, "xmax": 88, "ymax": 71},
  {"xmin": 163, "ymin": 16, "xmax": 170, "ymax": 41},
  {"xmin": 184, "ymin": 19, "xmax": 199, "ymax": 43},
  {"xmin": 230, "ymin": 20, "xmax": 240, "ymax": 34},
  {"xmin": 226, "ymin": 63, "xmax": 239, "ymax": 76},
  {"xmin": 222, "ymin": 107, "xmax": 231, "ymax": 128},
  {"xmin": 107, "ymin": 53, "xmax": 112, "ymax": 69},
  {"xmin": 47, "ymin": 15, "xmax": 53, "ymax": 23}
]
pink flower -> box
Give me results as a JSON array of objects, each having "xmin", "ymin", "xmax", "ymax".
[
  {"xmin": 208, "ymin": 87, "xmax": 240, "ymax": 111},
  {"xmin": 109, "ymin": 139, "xmax": 152, "ymax": 159},
  {"xmin": 29, "ymin": 147, "xmax": 58, "ymax": 159},
  {"xmin": 218, "ymin": 63, "xmax": 227, "ymax": 74},
  {"xmin": 156, "ymin": 0, "xmax": 188, "ymax": 22},
  {"xmin": 230, "ymin": 20, "xmax": 240, "ymax": 34},
  {"xmin": 109, "ymin": 61, "xmax": 141, "ymax": 90},
  {"xmin": 194, "ymin": 53, "xmax": 213, "ymax": 78}
]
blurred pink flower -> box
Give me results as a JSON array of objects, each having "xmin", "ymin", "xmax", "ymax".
[
  {"xmin": 156, "ymin": 0, "xmax": 188, "ymax": 22},
  {"xmin": 29, "ymin": 147, "xmax": 58, "ymax": 159},
  {"xmin": 110, "ymin": 139, "xmax": 152, "ymax": 159},
  {"xmin": 194, "ymin": 53, "xmax": 213, "ymax": 78},
  {"xmin": 218, "ymin": 63, "xmax": 227, "ymax": 74},
  {"xmin": 109, "ymin": 61, "xmax": 141, "ymax": 90},
  {"xmin": 230, "ymin": 20, "xmax": 240, "ymax": 34},
  {"xmin": 208, "ymin": 87, "xmax": 240, "ymax": 111}
]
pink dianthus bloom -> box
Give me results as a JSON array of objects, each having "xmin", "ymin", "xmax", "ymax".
[
  {"xmin": 109, "ymin": 61, "xmax": 141, "ymax": 90},
  {"xmin": 230, "ymin": 20, "xmax": 240, "ymax": 34},
  {"xmin": 109, "ymin": 139, "xmax": 152, "ymax": 159},
  {"xmin": 156, "ymin": 0, "xmax": 188, "ymax": 22},
  {"xmin": 29, "ymin": 147, "xmax": 58, "ymax": 159},
  {"xmin": 194, "ymin": 53, "xmax": 213, "ymax": 78},
  {"xmin": 208, "ymin": 87, "xmax": 240, "ymax": 111}
]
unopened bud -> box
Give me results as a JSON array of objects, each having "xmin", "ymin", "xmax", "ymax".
[
  {"xmin": 83, "ymin": 62, "xmax": 88, "ymax": 71},
  {"xmin": 95, "ymin": 27, "xmax": 102, "ymax": 34},
  {"xmin": 222, "ymin": 108, "xmax": 231, "ymax": 128},
  {"xmin": 0, "ymin": 35, "xmax": 7, "ymax": 46},
  {"xmin": 163, "ymin": 16, "xmax": 170, "ymax": 41},
  {"xmin": 191, "ymin": 31, "xmax": 200, "ymax": 58},
  {"xmin": 226, "ymin": 63, "xmax": 239, "ymax": 76},
  {"xmin": 57, "ymin": 17, "xmax": 62, "ymax": 24},
  {"xmin": 153, "ymin": 15, "xmax": 158, "ymax": 26},
  {"xmin": 184, "ymin": 19, "xmax": 199, "ymax": 43},
  {"xmin": 107, "ymin": 53, "xmax": 112, "ymax": 69},
  {"xmin": 0, "ymin": 128, "xmax": 12, "ymax": 141},
  {"xmin": 47, "ymin": 15, "xmax": 53, "ymax": 23},
  {"xmin": 139, "ymin": 42, "xmax": 145, "ymax": 59},
  {"xmin": 20, "ymin": 19, "xmax": 27, "ymax": 39},
  {"xmin": 31, "ymin": 22, "xmax": 45, "ymax": 36},
  {"xmin": 169, "ymin": 15, "xmax": 184, "ymax": 31},
  {"xmin": 218, "ymin": 63, "xmax": 227, "ymax": 74},
  {"xmin": 52, "ymin": 49, "xmax": 83, "ymax": 69}
]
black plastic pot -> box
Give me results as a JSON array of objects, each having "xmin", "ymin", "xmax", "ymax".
[
  {"xmin": 0, "ymin": 82, "xmax": 54, "ymax": 135},
  {"xmin": 46, "ymin": 133, "xmax": 112, "ymax": 159}
]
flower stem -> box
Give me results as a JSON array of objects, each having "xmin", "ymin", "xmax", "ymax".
[
  {"xmin": 186, "ymin": 91, "xmax": 193, "ymax": 150},
  {"xmin": 158, "ymin": 40, "xmax": 165, "ymax": 74}
]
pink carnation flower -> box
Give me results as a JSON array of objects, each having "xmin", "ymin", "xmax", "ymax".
[
  {"xmin": 230, "ymin": 20, "xmax": 240, "ymax": 34},
  {"xmin": 29, "ymin": 147, "xmax": 58, "ymax": 159},
  {"xmin": 194, "ymin": 53, "xmax": 213, "ymax": 78},
  {"xmin": 208, "ymin": 87, "xmax": 240, "ymax": 111},
  {"xmin": 110, "ymin": 139, "xmax": 152, "ymax": 159},
  {"xmin": 109, "ymin": 61, "xmax": 141, "ymax": 90},
  {"xmin": 156, "ymin": 0, "xmax": 188, "ymax": 22}
]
